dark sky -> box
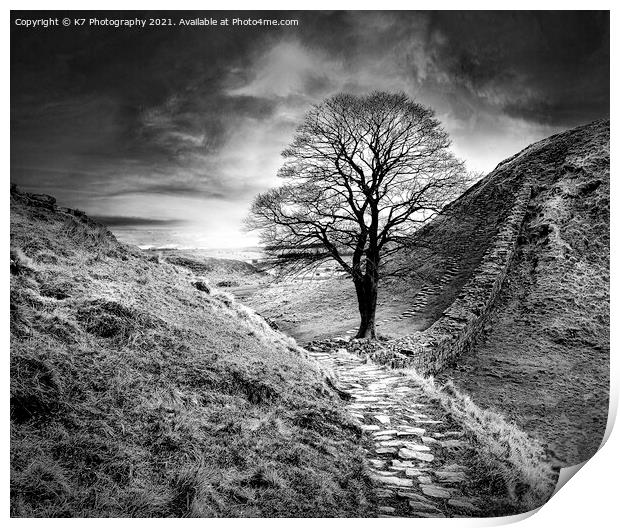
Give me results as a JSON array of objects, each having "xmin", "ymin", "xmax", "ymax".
[{"xmin": 11, "ymin": 11, "xmax": 609, "ymax": 248}]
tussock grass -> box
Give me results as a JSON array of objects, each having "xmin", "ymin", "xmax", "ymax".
[
  {"xmin": 10, "ymin": 247, "xmax": 35, "ymax": 275},
  {"xmin": 11, "ymin": 347, "xmax": 64, "ymax": 424},
  {"xmin": 10, "ymin": 189, "xmax": 375, "ymax": 518},
  {"xmin": 61, "ymin": 215, "xmax": 117, "ymax": 251},
  {"xmin": 75, "ymin": 298, "xmax": 157, "ymax": 342},
  {"xmin": 401, "ymin": 368, "xmax": 557, "ymax": 513}
]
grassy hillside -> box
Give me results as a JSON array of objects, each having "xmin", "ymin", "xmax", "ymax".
[
  {"xmin": 9, "ymin": 188, "xmax": 375, "ymax": 517},
  {"xmin": 436, "ymin": 120, "xmax": 610, "ymax": 466}
]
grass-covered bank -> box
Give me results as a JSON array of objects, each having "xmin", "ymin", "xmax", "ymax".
[
  {"xmin": 10, "ymin": 188, "xmax": 376, "ymax": 517},
  {"xmin": 400, "ymin": 368, "xmax": 557, "ymax": 513}
]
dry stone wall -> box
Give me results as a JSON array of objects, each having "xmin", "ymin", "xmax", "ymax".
[{"xmin": 349, "ymin": 181, "xmax": 532, "ymax": 375}]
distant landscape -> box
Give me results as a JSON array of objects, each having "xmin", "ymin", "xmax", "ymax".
[{"xmin": 145, "ymin": 247, "xmax": 267, "ymax": 265}]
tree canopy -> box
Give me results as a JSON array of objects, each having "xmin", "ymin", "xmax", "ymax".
[{"xmin": 247, "ymin": 91, "xmax": 468, "ymax": 338}]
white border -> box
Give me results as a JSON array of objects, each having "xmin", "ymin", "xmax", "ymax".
[{"xmin": 4, "ymin": 2, "xmax": 616, "ymax": 526}]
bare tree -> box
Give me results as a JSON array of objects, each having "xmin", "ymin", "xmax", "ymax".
[{"xmin": 246, "ymin": 92, "xmax": 468, "ymax": 339}]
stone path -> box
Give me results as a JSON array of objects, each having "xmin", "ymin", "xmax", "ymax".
[{"xmin": 307, "ymin": 340, "xmax": 484, "ymax": 518}]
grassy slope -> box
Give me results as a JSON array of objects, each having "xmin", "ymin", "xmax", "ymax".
[
  {"xmin": 437, "ymin": 120, "xmax": 610, "ymax": 466},
  {"xmin": 241, "ymin": 278, "xmax": 361, "ymax": 342},
  {"xmin": 146, "ymin": 248, "xmax": 264, "ymax": 287},
  {"xmin": 10, "ymin": 190, "xmax": 375, "ymax": 517},
  {"xmin": 385, "ymin": 142, "xmax": 525, "ymax": 322}
]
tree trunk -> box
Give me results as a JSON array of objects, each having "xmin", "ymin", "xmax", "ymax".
[{"xmin": 354, "ymin": 273, "xmax": 378, "ymax": 339}]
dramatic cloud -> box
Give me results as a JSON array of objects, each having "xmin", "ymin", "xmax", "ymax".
[{"xmin": 11, "ymin": 11, "xmax": 609, "ymax": 248}]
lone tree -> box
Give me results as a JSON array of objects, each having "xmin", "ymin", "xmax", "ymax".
[{"xmin": 247, "ymin": 92, "xmax": 467, "ymax": 339}]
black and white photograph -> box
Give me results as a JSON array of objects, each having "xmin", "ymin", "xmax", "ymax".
[{"xmin": 8, "ymin": 6, "xmax": 611, "ymax": 520}]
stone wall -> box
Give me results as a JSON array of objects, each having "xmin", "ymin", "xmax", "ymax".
[{"xmin": 348, "ymin": 181, "xmax": 532, "ymax": 375}]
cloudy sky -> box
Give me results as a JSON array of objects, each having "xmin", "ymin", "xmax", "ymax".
[{"xmin": 11, "ymin": 11, "xmax": 609, "ymax": 248}]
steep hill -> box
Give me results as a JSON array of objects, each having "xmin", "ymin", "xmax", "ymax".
[
  {"xmin": 430, "ymin": 120, "xmax": 610, "ymax": 466},
  {"xmin": 9, "ymin": 188, "xmax": 375, "ymax": 517}
]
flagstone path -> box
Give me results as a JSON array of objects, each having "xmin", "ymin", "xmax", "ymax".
[{"xmin": 307, "ymin": 340, "xmax": 485, "ymax": 518}]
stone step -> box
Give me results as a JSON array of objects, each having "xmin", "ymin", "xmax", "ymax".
[
  {"xmin": 448, "ymin": 498, "xmax": 479, "ymax": 512},
  {"xmin": 420, "ymin": 485, "xmax": 452, "ymax": 499},
  {"xmin": 370, "ymin": 475, "xmax": 414, "ymax": 487},
  {"xmin": 379, "ymin": 440, "xmax": 430, "ymax": 451}
]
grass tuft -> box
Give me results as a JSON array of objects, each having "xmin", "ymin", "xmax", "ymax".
[
  {"xmin": 75, "ymin": 298, "xmax": 154, "ymax": 341},
  {"xmin": 11, "ymin": 349, "xmax": 64, "ymax": 423}
]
